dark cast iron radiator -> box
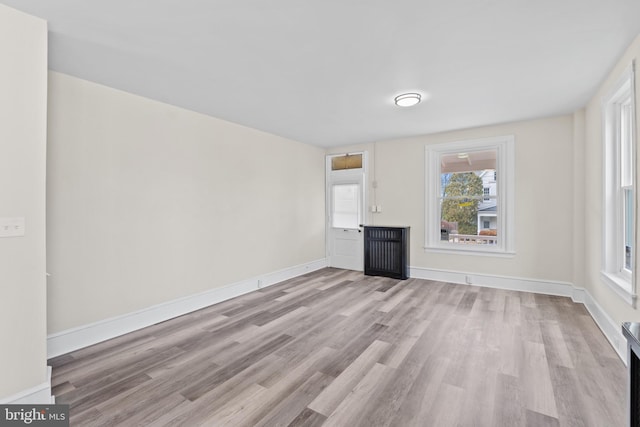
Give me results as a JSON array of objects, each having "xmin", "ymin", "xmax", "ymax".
[{"xmin": 363, "ymin": 226, "xmax": 410, "ymax": 280}]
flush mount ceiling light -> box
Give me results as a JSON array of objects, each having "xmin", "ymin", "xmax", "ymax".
[{"xmin": 394, "ymin": 92, "xmax": 421, "ymax": 107}]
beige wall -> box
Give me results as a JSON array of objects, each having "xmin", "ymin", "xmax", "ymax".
[
  {"xmin": 572, "ymin": 109, "xmax": 586, "ymax": 292},
  {"xmin": 583, "ymin": 34, "xmax": 640, "ymax": 325},
  {"xmin": 0, "ymin": 5, "xmax": 48, "ymax": 400},
  {"xmin": 329, "ymin": 34, "xmax": 640, "ymax": 332},
  {"xmin": 47, "ymin": 72, "xmax": 326, "ymax": 333},
  {"xmin": 329, "ymin": 114, "xmax": 575, "ymax": 284}
]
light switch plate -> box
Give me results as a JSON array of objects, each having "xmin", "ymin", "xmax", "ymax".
[{"xmin": 0, "ymin": 217, "xmax": 25, "ymax": 237}]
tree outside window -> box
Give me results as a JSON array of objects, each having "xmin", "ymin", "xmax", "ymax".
[{"xmin": 440, "ymin": 172, "xmax": 483, "ymax": 235}]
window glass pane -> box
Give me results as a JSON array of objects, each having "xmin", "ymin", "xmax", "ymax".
[
  {"xmin": 440, "ymin": 149, "xmax": 496, "ymax": 174},
  {"xmin": 625, "ymin": 188, "xmax": 633, "ymax": 271},
  {"xmin": 621, "ymin": 101, "xmax": 633, "ymax": 187},
  {"xmin": 439, "ymin": 149, "xmax": 498, "ymax": 245},
  {"xmin": 331, "ymin": 154, "xmax": 363, "ymax": 171},
  {"xmin": 332, "ymin": 184, "xmax": 359, "ymax": 228}
]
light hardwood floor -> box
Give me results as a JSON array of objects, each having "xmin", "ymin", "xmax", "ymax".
[{"xmin": 50, "ymin": 268, "xmax": 627, "ymax": 426}]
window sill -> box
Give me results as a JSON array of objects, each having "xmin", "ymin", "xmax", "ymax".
[
  {"xmin": 601, "ymin": 271, "xmax": 637, "ymax": 307},
  {"xmin": 423, "ymin": 246, "xmax": 516, "ymax": 258}
]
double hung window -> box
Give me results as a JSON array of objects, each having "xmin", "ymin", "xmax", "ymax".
[
  {"xmin": 602, "ymin": 63, "xmax": 637, "ymax": 305},
  {"xmin": 425, "ymin": 136, "xmax": 514, "ymax": 255}
]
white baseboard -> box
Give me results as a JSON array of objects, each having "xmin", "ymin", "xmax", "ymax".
[
  {"xmin": 410, "ymin": 266, "xmax": 576, "ymax": 297},
  {"xmin": 410, "ymin": 266, "xmax": 626, "ymax": 364},
  {"xmin": 0, "ymin": 367, "xmax": 53, "ymax": 404},
  {"xmin": 581, "ymin": 290, "xmax": 627, "ymax": 364},
  {"xmin": 47, "ymin": 260, "xmax": 626, "ymax": 366},
  {"xmin": 47, "ymin": 259, "xmax": 327, "ymax": 359}
]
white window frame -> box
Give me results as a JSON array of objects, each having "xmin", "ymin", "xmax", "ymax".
[
  {"xmin": 425, "ymin": 135, "xmax": 515, "ymax": 256},
  {"xmin": 601, "ymin": 62, "xmax": 637, "ymax": 307}
]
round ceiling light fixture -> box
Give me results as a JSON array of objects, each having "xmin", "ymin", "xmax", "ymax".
[{"xmin": 394, "ymin": 92, "xmax": 422, "ymax": 107}]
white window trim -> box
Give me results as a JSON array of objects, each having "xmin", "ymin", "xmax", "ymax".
[
  {"xmin": 424, "ymin": 135, "xmax": 515, "ymax": 256},
  {"xmin": 601, "ymin": 61, "xmax": 637, "ymax": 307}
]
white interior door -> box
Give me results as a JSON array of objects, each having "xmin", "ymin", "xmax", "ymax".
[{"xmin": 327, "ymin": 162, "xmax": 365, "ymax": 271}]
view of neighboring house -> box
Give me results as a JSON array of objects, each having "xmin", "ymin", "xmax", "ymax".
[{"xmin": 477, "ymin": 169, "xmax": 497, "ymax": 234}]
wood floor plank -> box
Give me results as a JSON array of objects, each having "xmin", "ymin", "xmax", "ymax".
[
  {"xmin": 227, "ymin": 346, "xmax": 338, "ymax": 426},
  {"xmin": 204, "ymin": 383, "xmax": 270, "ymax": 427},
  {"xmin": 504, "ymin": 294, "xmax": 522, "ymax": 324},
  {"xmin": 498, "ymin": 324, "xmax": 522, "ymax": 377},
  {"xmin": 381, "ymin": 333, "xmax": 419, "ymax": 369},
  {"xmin": 522, "ymin": 340, "xmax": 559, "ymax": 419},
  {"xmin": 63, "ymin": 372, "xmax": 153, "ymax": 415},
  {"xmin": 316, "ymin": 278, "xmax": 353, "ymax": 291},
  {"xmin": 525, "ymin": 409, "xmax": 561, "ymax": 427},
  {"xmin": 179, "ymin": 333, "xmax": 294, "ymax": 401},
  {"xmin": 378, "ymin": 286, "xmax": 414, "ymax": 313},
  {"xmin": 546, "ymin": 364, "xmax": 593, "ymax": 427},
  {"xmin": 308, "ymin": 339, "xmax": 390, "ymax": 416},
  {"xmin": 287, "ymin": 408, "xmax": 327, "ymax": 427},
  {"xmin": 235, "ymin": 306, "xmax": 309, "ymax": 343},
  {"xmin": 420, "ymin": 382, "xmax": 465, "ymax": 426},
  {"xmin": 145, "ymin": 353, "xmax": 285, "ymax": 424},
  {"xmin": 253, "ymin": 371, "xmax": 333, "ymax": 427},
  {"xmin": 320, "ymin": 322, "xmax": 388, "ymax": 378},
  {"xmin": 541, "ymin": 321, "xmax": 575, "ymax": 369},
  {"xmin": 339, "ymin": 291, "xmax": 381, "ymax": 316},
  {"xmin": 493, "ymin": 373, "xmax": 526, "ymax": 426},
  {"xmin": 321, "ymin": 362, "xmax": 393, "ymax": 427},
  {"xmin": 94, "ymin": 391, "xmax": 188, "ymax": 427},
  {"xmin": 374, "ymin": 354, "xmax": 451, "ymax": 427},
  {"xmin": 70, "ymin": 346, "xmax": 185, "ymax": 389},
  {"xmin": 50, "ymin": 268, "xmax": 626, "ymax": 427},
  {"xmin": 68, "ymin": 408, "xmax": 105, "ymax": 426},
  {"xmin": 274, "ymin": 312, "xmax": 350, "ymax": 363},
  {"xmin": 257, "ymin": 346, "xmax": 336, "ymax": 389}
]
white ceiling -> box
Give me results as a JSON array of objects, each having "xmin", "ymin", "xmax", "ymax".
[{"xmin": 3, "ymin": 0, "xmax": 640, "ymax": 147}]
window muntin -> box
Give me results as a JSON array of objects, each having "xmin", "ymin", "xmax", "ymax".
[{"xmin": 426, "ymin": 136, "xmax": 514, "ymax": 255}]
